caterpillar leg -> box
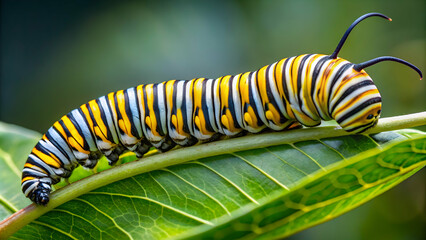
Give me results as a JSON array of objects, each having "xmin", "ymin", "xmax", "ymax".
[
  {"xmin": 158, "ymin": 137, "xmax": 177, "ymax": 152},
  {"xmin": 172, "ymin": 135, "xmax": 199, "ymax": 147},
  {"xmin": 60, "ymin": 168, "xmax": 73, "ymax": 178},
  {"xmin": 105, "ymin": 145, "xmax": 126, "ymax": 165},
  {"xmin": 229, "ymin": 131, "xmax": 246, "ymax": 138},
  {"xmin": 197, "ymin": 132, "xmax": 224, "ymax": 143},
  {"xmin": 133, "ymin": 139, "xmax": 152, "ymax": 158},
  {"xmin": 78, "ymin": 151, "xmax": 103, "ymax": 169}
]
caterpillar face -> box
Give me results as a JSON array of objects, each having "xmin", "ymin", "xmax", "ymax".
[
  {"xmin": 337, "ymin": 103, "xmax": 382, "ymax": 133},
  {"xmin": 330, "ymin": 68, "xmax": 382, "ymax": 133}
]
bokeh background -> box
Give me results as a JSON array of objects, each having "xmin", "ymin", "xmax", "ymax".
[{"xmin": 1, "ymin": 0, "xmax": 424, "ymax": 239}]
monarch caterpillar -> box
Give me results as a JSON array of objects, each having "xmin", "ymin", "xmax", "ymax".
[{"xmin": 22, "ymin": 13, "xmax": 422, "ymax": 206}]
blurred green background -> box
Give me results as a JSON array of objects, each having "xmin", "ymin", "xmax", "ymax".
[{"xmin": 0, "ymin": 0, "xmax": 424, "ymax": 239}]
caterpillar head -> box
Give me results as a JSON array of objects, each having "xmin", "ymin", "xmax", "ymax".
[
  {"xmin": 328, "ymin": 12, "xmax": 422, "ymax": 133},
  {"xmin": 329, "ymin": 66, "xmax": 382, "ymax": 133}
]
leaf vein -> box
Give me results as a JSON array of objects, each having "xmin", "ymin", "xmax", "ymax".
[
  {"xmin": 192, "ymin": 161, "xmax": 259, "ymax": 205},
  {"xmin": 161, "ymin": 168, "xmax": 232, "ymax": 216},
  {"xmin": 130, "ymin": 176, "xmax": 147, "ymax": 197},
  {"xmin": 74, "ymin": 198, "xmax": 134, "ymax": 240},
  {"xmin": 289, "ymin": 143, "xmax": 326, "ymax": 170},
  {"xmin": 51, "ymin": 209, "xmax": 104, "ymax": 234},
  {"xmin": 148, "ymin": 172, "xmax": 172, "ymax": 204},
  {"xmin": 0, "ymin": 147, "xmax": 21, "ymax": 177},
  {"xmin": 32, "ymin": 220, "xmax": 79, "ymax": 240},
  {"xmin": 316, "ymin": 139, "xmax": 347, "ymax": 160},
  {"xmin": 365, "ymin": 135, "xmax": 382, "ymax": 147},
  {"xmin": 263, "ymin": 147, "xmax": 309, "ymax": 177},
  {"xmin": 85, "ymin": 192, "xmax": 214, "ymax": 226},
  {"xmin": 0, "ymin": 194, "xmax": 18, "ymax": 214},
  {"xmin": 230, "ymin": 152, "xmax": 290, "ymax": 190}
]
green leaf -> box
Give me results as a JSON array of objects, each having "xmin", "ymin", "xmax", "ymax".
[
  {"xmin": 0, "ymin": 113, "xmax": 425, "ymax": 239},
  {"xmin": 178, "ymin": 136, "xmax": 426, "ymax": 239}
]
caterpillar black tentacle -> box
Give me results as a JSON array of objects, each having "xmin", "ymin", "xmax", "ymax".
[
  {"xmin": 21, "ymin": 13, "xmax": 423, "ymax": 205},
  {"xmin": 330, "ymin": 12, "xmax": 392, "ymax": 59}
]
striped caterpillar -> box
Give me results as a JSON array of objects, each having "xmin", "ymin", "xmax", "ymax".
[{"xmin": 22, "ymin": 13, "xmax": 422, "ymax": 205}]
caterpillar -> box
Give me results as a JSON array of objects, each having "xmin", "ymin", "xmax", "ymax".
[{"xmin": 22, "ymin": 13, "xmax": 422, "ymax": 205}]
